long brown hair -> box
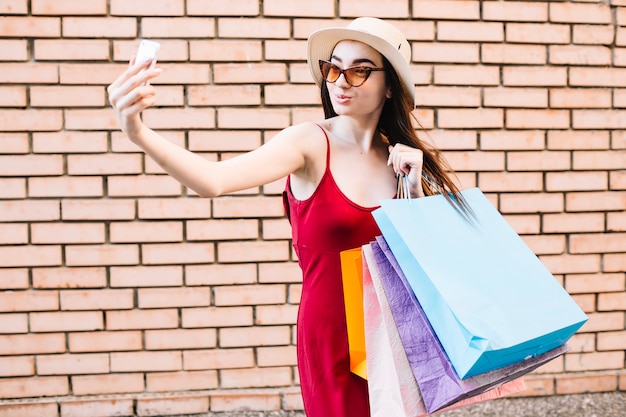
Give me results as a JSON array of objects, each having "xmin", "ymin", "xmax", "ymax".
[{"xmin": 320, "ymin": 56, "xmax": 471, "ymax": 217}]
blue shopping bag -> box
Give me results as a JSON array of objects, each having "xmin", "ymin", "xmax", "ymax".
[{"xmin": 372, "ymin": 187, "xmax": 588, "ymax": 379}]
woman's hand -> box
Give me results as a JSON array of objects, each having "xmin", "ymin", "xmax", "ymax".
[
  {"xmin": 106, "ymin": 56, "xmax": 162, "ymax": 141},
  {"xmin": 387, "ymin": 144, "xmax": 425, "ymax": 198}
]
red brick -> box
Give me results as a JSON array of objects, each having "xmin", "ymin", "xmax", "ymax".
[
  {"xmin": 598, "ymin": 292, "xmax": 626, "ymax": 311},
  {"xmin": 110, "ymin": 221, "xmax": 183, "ymax": 243},
  {"xmin": 574, "ymin": 150, "xmax": 626, "ymax": 170},
  {"xmin": 142, "ymin": 17, "xmax": 214, "ymax": 38},
  {"xmin": 556, "ymin": 373, "xmax": 618, "ymax": 394},
  {"xmin": 33, "ymin": 267, "xmax": 106, "ymax": 289},
  {"xmin": 33, "ymin": 131, "xmax": 108, "ymax": 153},
  {"xmin": 438, "ymin": 109, "xmax": 503, "ymax": 129},
  {"xmin": 0, "ymin": 16, "xmax": 60, "ymax": 37},
  {"xmin": 185, "ymin": 264, "xmax": 257, "ymax": 286},
  {"xmin": 188, "ymin": 0, "xmax": 258, "ymax": 15},
  {"xmin": 413, "ymin": 42, "xmax": 479, "ymax": 64},
  {"xmin": 217, "ymin": 241, "xmax": 290, "ymax": 263},
  {"xmin": 0, "ymin": 0, "xmax": 28, "ymax": 14},
  {"xmin": 264, "ymin": 0, "xmax": 332, "ymax": 17},
  {"xmin": 60, "ymin": 289, "xmax": 133, "ymax": 311},
  {"xmin": 212, "ymin": 63, "xmax": 287, "ymax": 84},
  {"xmin": 138, "ymin": 287, "xmax": 211, "ymax": 308},
  {"xmin": 566, "ymin": 273, "xmax": 626, "ymax": 294},
  {"xmin": 0, "ymin": 376, "xmax": 68, "ymax": 399},
  {"xmin": 137, "ymin": 395, "xmax": 209, "ymax": 416},
  {"xmin": 219, "ymin": 326, "xmax": 291, "ymax": 348},
  {"xmin": 0, "ymin": 314, "xmax": 28, "ymax": 334},
  {"xmin": 507, "ymin": 110, "xmax": 570, "ymax": 129},
  {"xmin": 145, "ymin": 328, "xmax": 216, "ymax": 350},
  {"xmin": 0, "ymin": 63, "xmax": 58, "ymax": 83},
  {"xmin": 443, "ymin": 151, "xmax": 504, "ymax": 172},
  {"xmin": 414, "ymin": 86, "xmax": 480, "ymax": 107},
  {"xmin": 108, "ymin": 175, "xmax": 182, "ymax": 197},
  {"xmin": 110, "ymin": 351, "xmax": 181, "ymax": 372},
  {"xmin": 110, "ymin": 265, "xmax": 183, "ymax": 287},
  {"xmin": 484, "ymin": 87, "xmax": 547, "ymax": 108},
  {"xmin": 182, "ymin": 306, "xmax": 254, "ymax": 328},
  {"xmin": 574, "ymin": 24, "xmax": 615, "ymax": 45},
  {"xmin": 34, "ymin": 39, "xmax": 109, "ymax": 61},
  {"xmin": 0, "ymin": 334, "xmax": 65, "ymax": 355},
  {"xmin": 256, "ymin": 304, "xmax": 298, "ymax": 325},
  {"xmin": 262, "ymin": 219, "xmax": 292, "ymax": 240},
  {"xmin": 142, "ymin": 242, "xmax": 215, "ymax": 265},
  {"xmin": 146, "ymin": 370, "xmax": 218, "ymax": 392},
  {"xmin": 478, "ymin": 172, "xmax": 543, "ymax": 192},
  {"xmin": 340, "ymin": 0, "xmax": 408, "ymax": 18},
  {"xmin": 546, "ymin": 172, "xmax": 608, "ymax": 192},
  {"xmin": 110, "ymin": 0, "xmax": 184, "ymax": 16},
  {"xmin": 32, "ymin": 0, "xmax": 107, "ymax": 15},
  {"xmin": 582, "ymin": 312, "xmax": 625, "ymax": 333},
  {"xmin": 507, "ymin": 151, "xmax": 570, "ymax": 172},
  {"xmin": 190, "ymin": 39, "xmax": 261, "ymax": 62},
  {"xmin": 106, "ymin": 309, "xmax": 178, "ymax": 330},
  {"xmin": 548, "ymin": 130, "xmax": 609, "ymax": 150},
  {"xmin": 60, "ymin": 399, "xmax": 134, "ymax": 417},
  {"xmin": 71, "ymin": 373, "xmax": 144, "ymax": 395},
  {"xmin": 29, "ymin": 177, "xmax": 104, "ymax": 198},
  {"xmin": 566, "ymin": 351, "xmax": 625, "ymax": 372},
  {"xmin": 0, "ymin": 246, "xmax": 61, "ymax": 268},
  {"xmin": 257, "ymin": 345, "xmax": 297, "ymax": 367},
  {"xmin": 570, "ymin": 233, "xmax": 626, "ymax": 254},
  {"xmin": 31, "ymin": 311, "xmax": 103, "ymax": 332},
  {"xmin": 65, "ymin": 244, "xmax": 139, "ymax": 266},
  {"xmin": 539, "ymin": 254, "xmax": 601, "ymax": 275},
  {"xmin": 218, "ymin": 108, "xmax": 290, "ymax": 130},
  {"xmin": 69, "ymin": 331, "xmax": 142, "ymax": 353},
  {"xmin": 209, "ymin": 391, "xmax": 281, "ymax": 412},
  {"xmin": 570, "ymin": 68, "xmax": 626, "ymax": 87},
  {"xmin": 31, "ymin": 223, "xmax": 105, "ymax": 244},
  {"xmin": 0, "ymin": 86, "xmax": 26, "ymax": 106},
  {"xmin": 550, "ymin": 2, "xmax": 612, "ymax": 24},
  {"xmin": 483, "ymin": 44, "xmax": 546, "ymax": 65},
  {"xmin": 183, "ymin": 348, "xmax": 255, "ymax": 370},
  {"xmin": 503, "ymin": 66, "xmax": 567, "ymax": 86},
  {"xmin": 438, "ymin": 21, "xmax": 503, "ymax": 42},
  {"xmin": 550, "ymin": 45, "xmax": 611, "ymax": 66},
  {"xmin": 0, "ymin": 290, "xmax": 58, "ymax": 313},
  {"xmin": 221, "ymin": 366, "xmax": 292, "ymax": 389},
  {"xmin": 214, "ymin": 284, "xmax": 286, "ymax": 307},
  {"xmin": 36, "ymin": 353, "xmax": 109, "ymax": 375},
  {"xmin": 63, "ymin": 16, "xmax": 136, "ymax": 37},
  {"xmin": 413, "ymin": 0, "xmax": 480, "ymax": 20},
  {"xmin": 608, "ymin": 211, "xmax": 626, "ymax": 231},
  {"xmin": 550, "ymin": 88, "xmax": 612, "ymax": 109},
  {"xmin": 0, "ymin": 403, "xmax": 58, "ymax": 417},
  {"xmin": 0, "ymin": 223, "xmax": 27, "ymax": 244},
  {"xmin": 506, "ymin": 23, "xmax": 569, "ymax": 44},
  {"xmin": 504, "ymin": 215, "xmax": 540, "ymax": 235},
  {"xmin": 543, "ymin": 213, "xmax": 605, "ymax": 233},
  {"xmin": 521, "ymin": 235, "xmax": 565, "ymax": 256},
  {"xmin": 0, "ymin": 269, "xmax": 29, "ymax": 290},
  {"xmin": 187, "ymin": 219, "xmax": 258, "ymax": 241},
  {"xmin": 61, "ymin": 199, "xmax": 135, "ymax": 221},
  {"xmin": 597, "ymin": 331, "xmax": 626, "ymax": 351},
  {"xmin": 566, "ymin": 191, "xmax": 626, "ymax": 212}
]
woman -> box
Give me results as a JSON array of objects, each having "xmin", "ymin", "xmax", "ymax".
[{"xmin": 108, "ymin": 17, "xmax": 464, "ymax": 417}]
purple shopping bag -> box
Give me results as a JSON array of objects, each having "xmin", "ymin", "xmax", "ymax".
[{"xmin": 371, "ymin": 236, "xmax": 569, "ymax": 414}]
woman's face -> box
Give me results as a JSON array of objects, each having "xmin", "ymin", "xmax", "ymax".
[{"xmin": 326, "ymin": 40, "xmax": 391, "ymax": 118}]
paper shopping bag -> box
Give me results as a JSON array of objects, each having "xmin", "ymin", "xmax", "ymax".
[
  {"xmin": 362, "ymin": 243, "xmax": 426, "ymax": 417},
  {"xmin": 371, "ymin": 237, "xmax": 569, "ymax": 413},
  {"xmin": 363, "ymin": 242, "xmax": 533, "ymax": 416},
  {"xmin": 372, "ymin": 188, "xmax": 587, "ymax": 379},
  {"xmin": 340, "ymin": 247, "xmax": 367, "ymax": 379}
]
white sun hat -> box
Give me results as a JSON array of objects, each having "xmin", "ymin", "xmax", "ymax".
[{"xmin": 307, "ymin": 17, "xmax": 415, "ymax": 107}]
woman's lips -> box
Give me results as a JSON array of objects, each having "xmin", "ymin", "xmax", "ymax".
[{"xmin": 334, "ymin": 94, "xmax": 352, "ymax": 104}]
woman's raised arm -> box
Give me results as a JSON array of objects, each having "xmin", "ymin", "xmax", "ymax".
[{"xmin": 107, "ymin": 59, "xmax": 311, "ymax": 197}]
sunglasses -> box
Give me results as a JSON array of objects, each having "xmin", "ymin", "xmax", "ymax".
[{"xmin": 319, "ymin": 60, "xmax": 385, "ymax": 87}]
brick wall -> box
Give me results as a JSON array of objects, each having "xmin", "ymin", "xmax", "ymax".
[{"xmin": 0, "ymin": 0, "xmax": 625, "ymax": 416}]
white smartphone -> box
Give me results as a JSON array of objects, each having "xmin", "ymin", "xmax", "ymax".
[{"xmin": 135, "ymin": 39, "xmax": 160, "ymax": 84}]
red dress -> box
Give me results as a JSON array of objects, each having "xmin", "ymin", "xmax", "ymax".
[{"xmin": 283, "ymin": 127, "xmax": 381, "ymax": 417}]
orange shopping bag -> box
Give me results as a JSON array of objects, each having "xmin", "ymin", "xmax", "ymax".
[{"xmin": 340, "ymin": 247, "xmax": 367, "ymax": 379}]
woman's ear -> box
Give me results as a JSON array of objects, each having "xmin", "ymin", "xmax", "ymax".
[{"xmin": 386, "ymin": 87, "xmax": 392, "ymax": 99}]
